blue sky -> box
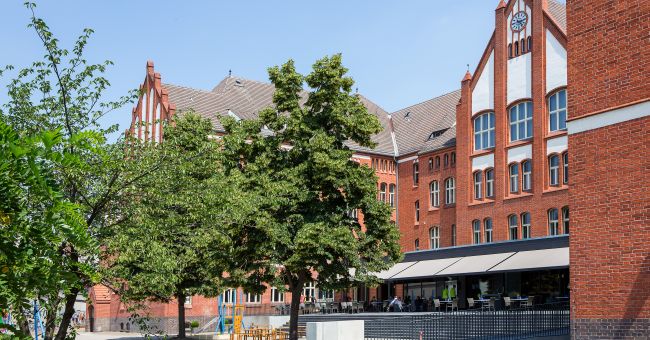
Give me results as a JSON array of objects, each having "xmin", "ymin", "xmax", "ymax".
[{"xmin": 1, "ymin": 1, "xmax": 501, "ymax": 140}]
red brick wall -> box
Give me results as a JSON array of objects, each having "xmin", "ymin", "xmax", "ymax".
[{"xmin": 567, "ymin": 0, "xmax": 650, "ymax": 119}]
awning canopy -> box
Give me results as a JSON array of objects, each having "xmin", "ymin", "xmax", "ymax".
[
  {"xmin": 391, "ymin": 257, "xmax": 462, "ymax": 280},
  {"xmin": 437, "ymin": 252, "xmax": 515, "ymax": 276},
  {"xmin": 376, "ymin": 261, "xmax": 416, "ymax": 279},
  {"xmin": 488, "ymin": 247, "xmax": 569, "ymax": 272}
]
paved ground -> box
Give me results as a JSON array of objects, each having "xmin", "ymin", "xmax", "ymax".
[{"xmin": 76, "ymin": 331, "xmax": 232, "ymax": 340}]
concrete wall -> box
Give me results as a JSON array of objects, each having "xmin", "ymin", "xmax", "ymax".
[{"xmin": 307, "ymin": 320, "xmax": 364, "ymax": 340}]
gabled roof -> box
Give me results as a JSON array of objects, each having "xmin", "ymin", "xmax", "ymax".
[
  {"xmin": 390, "ymin": 90, "xmax": 461, "ymax": 156},
  {"xmin": 164, "ymin": 76, "xmax": 396, "ymax": 156}
]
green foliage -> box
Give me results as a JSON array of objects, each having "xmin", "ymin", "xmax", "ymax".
[{"xmin": 221, "ymin": 54, "xmax": 401, "ymax": 339}]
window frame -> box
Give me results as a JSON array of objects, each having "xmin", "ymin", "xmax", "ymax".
[
  {"xmin": 429, "ymin": 227, "xmax": 440, "ymax": 250},
  {"xmin": 509, "ymin": 101, "xmax": 534, "ymax": 142},
  {"xmin": 271, "ymin": 287, "xmax": 284, "ymax": 303},
  {"xmin": 473, "ymin": 171, "xmax": 483, "ymax": 200},
  {"xmin": 445, "ymin": 177, "xmax": 456, "ymax": 205},
  {"xmin": 549, "ymin": 154, "xmax": 560, "ymax": 186},
  {"xmin": 414, "ymin": 238, "xmax": 420, "ymax": 251},
  {"xmin": 548, "ymin": 89, "xmax": 567, "ymax": 132},
  {"xmin": 522, "ymin": 160, "xmax": 532, "ymax": 191},
  {"xmin": 245, "ymin": 292, "xmax": 262, "ymax": 304},
  {"xmin": 562, "ymin": 152, "xmax": 569, "ymax": 185},
  {"xmin": 485, "ymin": 168, "xmax": 494, "ymax": 198},
  {"xmin": 413, "ymin": 162, "xmax": 419, "ymax": 186},
  {"xmin": 484, "ymin": 218, "xmax": 493, "ymax": 243},
  {"xmin": 379, "ymin": 182, "xmax": 387, "ymax": 202},
  {"xmin": 509, "ymin": 163, "xmax": 519, "ymax": 193},
  {"xmin": 435, "ymin": 156, "xmax": 441, "ymax": 169},
  {"xmin": 415, "ymin": 200, "xmax": 420, "ymax": 223},
  {"xmin": 473, "ymin": 220, "xmax": 481, "ymax": 244},
  {"xmin": 429, "ymin": 181, "xmax": 440, "ymax": 208},
  {"xmin": 451, "ymin": 224, "xmax": 456, "ymax": 246},
  {"xmin": 521, "ymin": 212, "xmax": 531, "ymax": 239},
  {"xmin": 548, "ymin": 208, "xmax": 559, "ymax": 236},
  {"xmin": 562, "ymin": 206, "xmax": 569, "ymax": 234},
  {"xmin": 389, "ymin": 184, "xmax": 396, "ymax": 208},
  {"xmin": 473, "ymin": 112, "xmax": 495, "ymax": 151},
  {"xmin": 508, "ymin": 214, "xmax": 519, "ymax": 240}
]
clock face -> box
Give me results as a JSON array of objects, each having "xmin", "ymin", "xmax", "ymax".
[{"xmin": 511, "ymin": 11, "xmax": 528, "ymax": 32}]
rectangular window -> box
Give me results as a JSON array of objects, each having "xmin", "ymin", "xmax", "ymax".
[
  {"xmin": 522, "ymin": 213, "xmax": 531, "ymax": 239},
  {"xmin": 430, "ymin": 181, "xmax": 439, "ymax": 207},
  {"xmin": 413, "ymin": 162, "xmax": 419, "ymax": 185},
  {"xmin": 451, "ymin": 224, "xmax": 456, "ymax": 246},
  {"xmin": 303, "ymin": 282, "xmax": 315, "ymax": 299},
  {"xmin": 563, "ymin": 153, "xmax": 569, "ymax": 184},
  {"xmin": 522, "ymin": 161, "xmax": 532, "ymax": 191},
  {"xmin": 245, "ymin": 293, "xmax": 261, "ymax": 304},
  {"xmin": 271, "ymin": 287, "xmax": 284, "ymax": 303},
  {"xmin": 222, "ymin": 289, "xmax": 236, "ymax": 304},
  {"xmin": 549, "ymin": 90, "xmax": 567, "ymax": 132},
  {"xmin": 430, "ymin": 227, "xmax": 440, "ymax": 250},
  {"xmin": 445, "ymin": 178, "xmax": 456, "ymax": 205},
  {"xmin": 486, "ymin": 170, "xmax": 494, "ymax": 197},
  {"xmin": 185, "ymin": 296, "xmax": 192, "ymax": 305},
  {"xmin": 548, "ymin": 209, "xmax": 559, "ymax": 236},
  {"xmin": 415, "ymin": 200, "xmax": 420, "ymax": 222},
  {"xmin": 379, "ymin": 183, "xmax": 387, "ymax": 202},
  {"xmin": 562, "ymin": 207, "xmax": 569, "ymax": 234},
  {"xmin": 389, "ymin": 184, "xmax": 395, "ymax": 208}
]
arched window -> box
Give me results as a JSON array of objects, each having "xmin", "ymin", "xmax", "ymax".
[
  {"xmin": 428, "ymin": 157, "xmax": 433, "ymax": 171},
  {"xmin": 473, "ymin": 220, "xmax": 481, "ymax": 244},
  {"xmin": 563, "ymin": 152, "xmax": 569, "ymax": 184},
  {"xmin": 508, "ymin": 43, "xmax": 513, "ymax": 58},
  {"xmin": 521, "ymin": 212, "xmax": 531, "ymax": 239},
  {"xmin": 413, "ymin": 162, "xmax": 419, "ymax": 185},
  {"xmin": 509, "ymin": 101, "xmax": 533, "ymax": 141},
  {"xmin": 444, "ymin": 154, "xmax": 449, "ymax": 167},
  {"xmin": 435, "ymin": 156, "xmax": 441, "ymax": 169},
  {"xmin": 379, "ymin": 183, "xmax": 387, "ymax": 202},
  {"xmin": 527, "ymin": 37, "xmax": 533, "ymax": 52},
  {"xmin": 485, "ymin": 168, "xmax": 495, "ymax": 197},
  {"xmin": 451, "ymin": 224, "xmax": 456, "ymax": 246},
  {"xmin": 429, "ymin": 227, "xmax": 440, "ymax": 250},
  {"xmin": 415, "ymin": 200, "xmax": 420, "ymax": 222},
  {"xmin": 549, "ymin": 155, "xmax": 560, "ymax": 186},
  {"xmin": 562, "ymin": 207, "xmax": 569, "ymax": 234},
  {"xmin": 474, "ymin": 112, "xmax": 495, "ymax": 150},
  {"xmin": 484, "ymin": 218, "xmax": 493, "ymax": 243},
  {"xmin": 509, "ymin": 215, "xmax": 519, "ymax": 240},
  {"xmin": 473, "ymin": 171, "xmax": 483, "ymax": 199},
  {"xmin": 414, "ymin": 238, "xmax": 420, "ymax": 251},
  {"xmin": 429, "ymin": 181, "xmax": 440, "ymax": 208},
  {"xmin": 522, "ymin": 160, "xmax": 532, "ymax": 191},
  {"xmin": 445, "ymin": 178, "xmax": 456, "ymax": 205},
  {"xmin": 389, "ymin": 184, "xmax": 396, "ymax": 208},
  {"xmin": 509, "ymin": 163, "xmax": 519, "ymax": 193},
  {"xmin": 451, "ymin": 152, "xmax": 456, "ymax": 166},
  {"xmin": 514, "ymin": 41, "xmax": 519, "ymax": 56},
  {"xmin": 548, "ymin": 208, "xmax": 559, "ymax": 236},
  {"xmin": 549, "ymin": 89, "xmax": 567, "ymax": 131},
  {"xmin": 521, "ymin": 38, "xmax": 526, "ymax": 53}
]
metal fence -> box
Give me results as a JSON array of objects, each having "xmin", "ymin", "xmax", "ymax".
[{"xmin": 365, "ymin": 302, "xmax": 569, "ymax": 340}]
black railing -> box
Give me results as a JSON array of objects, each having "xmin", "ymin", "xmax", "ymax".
[{"xmin": 365, "ymin": 302, "xmax": 569, "ymax": 340}]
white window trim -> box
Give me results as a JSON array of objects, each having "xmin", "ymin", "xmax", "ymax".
[
  {"xmin": 474, "ymin": 171, "xmax": 483, "ymax": 199},
  {"xmin": 430, "ymin": 181, "xmax": 440, "ymax": 207},
  {"xmin": 486, "ymin": 169, "xmax": 494, "ymax": 198},
  {"xmin": 509, "ymin": 164, "xmax": 519, "ymax": 193},
  {"xmin": 549, "ymin": 155, "xmax": 560, "ymax": 186},
  {"xmin": 271, "ymin": 287, "xmax": 285, "ymax": 303},
  {"xmin": 509, "ymin": 215, "xmax": 518, "ymax": 240},
  {"xmin": 445, "ymin": 178, "xmax": 456, "ymax": 205},
  {"xmin": 430, "ymin": 227, "xmax": 440, "ymax": 250},
  {"xmin": 473, "ymin": 221, "xmax": 481, "ymax": 244},
  {"xmin": 549, "ymin": 90, "xmax": 567, "ymax": 132},
  {"xmin": 522, "ymin": 213, "xmax": 531, "ymax": 239},
  {"xmin": 509, "ymin": 101, "xmax": 533, "ymax": 142},
  {"xmin": 522, "ymin": 161, "xmax": 532, "ymax": 191},
  {"xmin": 484, "ymin": 219, "xmax": 493, "ymax": 243},
  {"xmin": 548, "ymin": 209, "xmax": 559, "ymax": 236},
  {"xmin": 474, "ymin": 112, "xmax": 495, "ymax": 150}
]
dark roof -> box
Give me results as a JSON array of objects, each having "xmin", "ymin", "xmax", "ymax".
[
  {"xmin": 164, "ymin": 77, "xmax": 396, "ymax": 156},
  {"xmin": 390, "ymin": 90, "xmax": 461, "ymax": 156},
  {"xmin": 547, "ymin": 0, "xmax": 567, "ymax": 31}
]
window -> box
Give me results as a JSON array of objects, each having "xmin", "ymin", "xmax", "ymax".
[
  {"xmin": 508, "ymin": 43, "xmax": 513, "ymax": 58},
  {"xmin": 429, "ymin": 181, "xmax": 440, "ymax": 208},
  {"xmin": 549, "ymin": 155, "xmax": 560, "ymax": 186},
  {"xmin": 444, "ymin": 154, "xmax": 449, "ymax": 167},
  {"xmin": 245, "ymin": 292, "xmax": 261, "ymax": 304},
  {"xmin": 451, "ymin": 152, "xmax": 456, "ymax": 166},
  {"xmin": 389, "ymin": 184, "xmax": 396, "ymax": 208},
  {"xmin": 521, "ymin": 212, "xmax": 531, "ymax": 239},
  {"xmin": 435, "ymin": 156, "xmax": 441, "ymax": 169},
  {"xmin": 303, "ymin": 282, "xmax": 315, "ymax": 299},
  {"xmin": 414, "ymin": 238, "xmax": 420, "ymax": 251},
  {"xmin": 509, "ymin": 164, "xmax": 519, "ymax": 193},
  {"xmin": 527, "ymin": 37, "xmax": 533, "ymax": 51},
  {"xmin": 379, "ymin": 183, "xmax": 387, "ymax": 202},
  {"xmin": 428, "ymin": 157, "xmax": 433, "ymax": 171},
  {"xmin": 474, "ymin": 171, "xmax": 483, "ymax": 199},
  {"xmin": 548, "ymin": 208, "xmax": 559, "ymax": 236},
  {"xmin": 522, "ymin": 160, "xmax": 532, "ymax": 191},
  {"xmin": 347, "ymin": 208, "xmax": 358, "ymax": 221},
  {"xmin": 413, "ymin": 162, "xmax": 419, "ymax": 185},
  {"xmin": 451, "ymin": 224, "xmax": 456, "ymax": 246},
  {"xmin": 562, "ymin": 207, "xmax": 569, "ymax": 234},
  {"xmin": 473, "ymin": 220, "xmax": 481, "ymax": 244},
  {"xmin": 509, "ymin": 101, "xmax": 533, "ymax": 141},
  {"xmin": 484, "ymin": 218, "xmax": 493, "ymax": 243},
  {"xmin": 429, "ymin": 227, "xmax": 440, "ymax": 249},
  {"xmin": 318, "ymin": 289, "xmax": 334, "ymax": 300},
  {"xmin": 415, "ymin": 200, "xmax": 420, "ymax": 222},
  {"xmin": 445, "ymin": 178, "xmax": 456, "ymax": 205},
  {"xmin": 563, "ymin": 152, "xmax": 569, "ymax": 184},
  {"xmin": 222, "ymin": 289, "xmax": 236, "ymax": 304},
  {"xmin": 474, "ymin": 112, "xmax": 495, "ymax": 150},
  {"xmin": 185, "ymin": 296, "xmax": 192, "ymax": 305},
  {"xmin": 509, "ymin": 215, "xmax": 518, "ymax": 240},
  {"xmin": 549, "ymin": 89, "xmax": 567, "ymax": 132},
  {"xmin": 271, "ymin": 287, "xmax": 284, "ymax": 303},
  {"xmin": 485, "ymin": 169, "xmax": 494, "ymax": 198},
  {"xmin": 514, "ymin": 41, "xmax": 519, "ymax": 56},
  {"xmin": 521, "ymin": 38, "xmax": 526, "ymax": 53}
]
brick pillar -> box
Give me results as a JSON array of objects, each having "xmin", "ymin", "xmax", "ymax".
[{"xmin": 492, "ymin": 1, "xmax": 508, "ymax": 240}]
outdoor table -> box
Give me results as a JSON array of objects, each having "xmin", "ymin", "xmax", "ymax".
[
  {"xmin": 509, "ymin": 297, "xmax": 528, "ymax": 308},
  {"xmin": 475, "ymin": 299, "xmax": 490, "ymax": 310}
]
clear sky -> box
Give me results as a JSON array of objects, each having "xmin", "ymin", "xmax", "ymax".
[{"xmin": 1, "ymin": 1, "xmax": 505, "ymax": 140}]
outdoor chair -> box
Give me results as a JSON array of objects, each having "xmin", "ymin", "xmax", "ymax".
[
  {"xmin": 487, "ymin": 298, "xmax": 496, "ymax": 312},
  {"xmin": 503, "ymin": 297, "xmax": 512, "ymax": 309},
  {"xmin": 446, "ymin": 299, "xmax": 458, "ymax": 312},
  {"xmin": 328, "ymin": 302, "xmax": 339, "ymax": 313},
  {"xmin": 355, "ymin": 301, "xmax": 365, "ymax": 313},
  {"xmin": 433, "ymin": 299, "xmax": 441, "ymax": 312},
  {"xmin": 524, "ymin": 296, "xmax": 535, "ymax": 308},
  {"xmin": 467, "ymin": 298, "xmax": 477, "ymax": 309},
  {"xmin": 382, "ymin": 301, "xmax": 390, "ymax": 312},
  {"xmin": 342, "ymin": 302, "xmax": 351, "ymax": 313}
]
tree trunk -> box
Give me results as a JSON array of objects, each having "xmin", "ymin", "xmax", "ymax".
[
  {"xmin": 288, "ymin": 285, "xmax": 303, "ymax": 340},
  {"xmin": 176, "ymin": 292, "xmax": 186, "ymax": 339},
  {"xmin": 44, "ymin": 303, "xmax": 58, "ymax": 340},
  {"xmin": 54, "ymin": 288, "xmax": 79, "ymax": 340}
]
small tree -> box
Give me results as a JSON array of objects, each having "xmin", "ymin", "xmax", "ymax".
[
  {"xmin": 104, "ymin": 113, "xmax": 232, "ymax": 338},
  {"xmin": 221, "ymin": 55, "xmax": 401, "ymax": 340}
]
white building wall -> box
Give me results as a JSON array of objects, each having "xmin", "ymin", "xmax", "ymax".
[
  {"xmin": 546, "ymin": 136, "xmax": 568, "ymax": 155},
  {"xmin": 507, "ymin": 53, "xmax": 532, "ymax": 104},
  {"xmin": 472, "ymin": 153, "xmax": 495, "ymax": 171},
  {"xmin": 545, "ymin": 30, "xmax": 568, "ymax": 93},
  {"xmin": 508, "ymin": 144, "xmax": 533, "ymax": 163},
  {"xmin": 472, "ymin": 51, "xmax": 495, "ymax": 114}
]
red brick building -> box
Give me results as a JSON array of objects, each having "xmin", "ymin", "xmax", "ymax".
[{"xmin": 567, "ymin": 0, "xmax": 650, "ymax": 337}]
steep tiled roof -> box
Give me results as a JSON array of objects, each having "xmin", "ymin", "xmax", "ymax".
[
  {"xmin": 547, "ymin": 0, "xmax": 566, "ymax": 31},
  {"xmin": 391, "ymin": 90, "xmax": 461, "ymax": 156},
  {"xmin": 164, "ymin": 77, "xmax": 396, "ymax": 156}
]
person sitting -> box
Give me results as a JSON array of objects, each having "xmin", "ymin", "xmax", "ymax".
[{"xmin": 388, "ymin": 296, "xmax": 403, "ymax": 312}]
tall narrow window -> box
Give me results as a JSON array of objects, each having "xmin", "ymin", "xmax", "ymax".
[
  {"xmin": 509, "ymin": 164, "xmax": 519, "ymax": 193},
  {"xmin": 473, "ymin": 220, "xmax": 481, "ymax": 244},
  {"xmin": 527, "ymin": 37, "xmax": 533, "ymax": 51},
  {"xmin": 562, "ymin": 207, "xmax": 569, "ymax": 234},
  {"xmin": 474, "ymin": 171, "xmax": 483, "ymax": 199},
  {"xmin": 389, "ymin": 184, "xmax": 396, "ymax": 208},
  {"xmin": 428, "ymin": 157, "xmax": 433, "ymax": 171},
  {"xmin": 485, "ymin": 169, "xmax": 494, "ymax": 198},
  {"xmin": 474, "ymin": 112, "xmax": 495, "ymax": 150},
  {"xmin": 549, "ymin": 89, "xmax": 567, "ymax": 131},
  {"xmin": 414, "ymin": 238, "xmax": 420, "ymax": 251},
  {"xmin": 435, "ymin": 156, "xmax": 440, "ymax": 169},
  {"xmin": 271, "ymin": 287, "xmax": 284, "ymax": 303},
  {"xmin": 548, "ymin": 208, "xmax": 559, "ymax": 236},
  {"xmin": 549, "ymin": 155, "xmax": 560, "ymax": 186},
  {"xmin": 509, "ymin": 215, "xmax": 518, "ymax": 240},
  {"xmin": 429, "ymin": 227, "xmax": 440, "ymax": 250},
  {"xmin": 563, "ymin": 152, "xmax": 569, "ymax": 184},
  {"xmin": 413, "ymin": 162, "xmax": 419, "ymax": 185},
  {"xmin": 521, "ymin": 212, "xmax": 531, "ymax": 239},
  {"xmin": 445, "ymin": 178, "xmax": 456, "ymax": 205},
  {"xmin": 415, "ymin": 200, "xmax": 420, "ymax": 223},
  {"xmin": 444, "ymin": 154, "xmax": 449, "ymax": 167},
  {"xmin": 379, "ymin": 183, "xmax": 387, "ymax": 202},
  {"xmin": 451, "ymin": 224, "xmax": 456, "ymax": 246},
  {"xmin": 509, "ymin": 101, "xmax": 533, "ymax": 142},
  {"xmin": 451, "ymin": 152, "xmax": 456, "ymax": 166},
  {"xmin": 222, "ymin": 289, "xmax": 236, "ymax": 304},
  {"xmin": 508, "ymin": 43, "xmax": 513, "ymax": 58},
  {"xmin": 484, "ymin": 218, "xmax": 493, "ymax": 243},
  {"xmin": 522, "ymin": 160, "xmax": 532, "ymax": 191},
  {"xmin": 303, "ymin": 282, "xmax": 315, "ymax": 299},
  {"xmin": 514, "ymin": 41, "xmax": 519, "ymax": 56},
  {"xmin": 429, "ymin": 181, "xmax": 440, "ymax": 208}
]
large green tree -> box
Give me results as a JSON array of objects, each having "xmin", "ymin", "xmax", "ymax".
[
  {"xmin": 103, "ymin": 113, "xmax": 232, "ymax": 338},
  {"xmin": 221, "ymin": 55, "xmax": 402, "ymax": 340}
]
